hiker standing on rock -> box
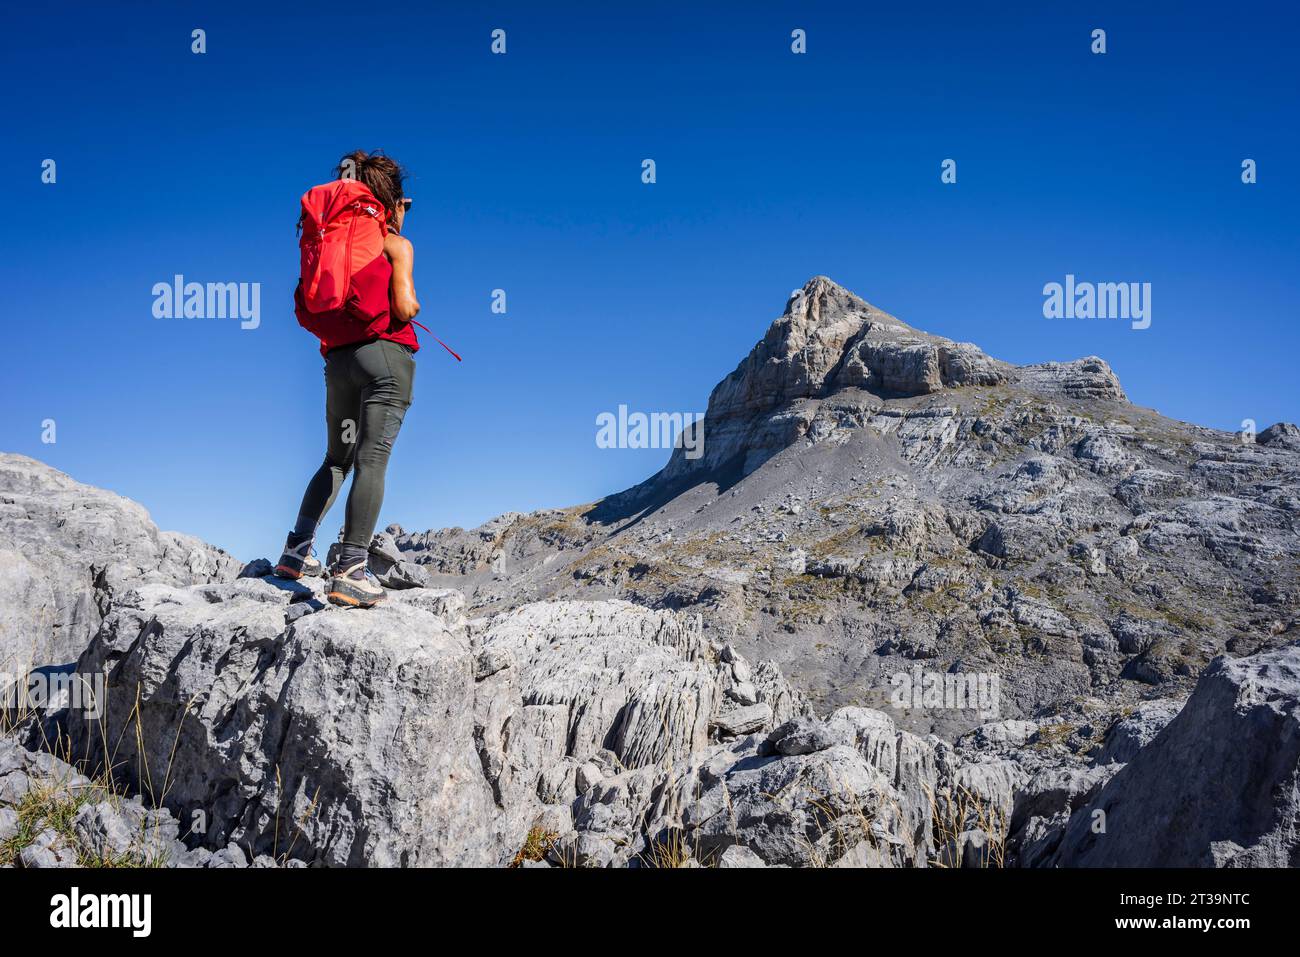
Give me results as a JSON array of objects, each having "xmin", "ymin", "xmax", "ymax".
[{"xmin": 273, "ymin": 151, "xmax": 422, "ymax": 607}]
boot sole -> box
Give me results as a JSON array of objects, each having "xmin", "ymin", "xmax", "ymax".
[
  {"xmin": 274, "ymin": 564, "xmax": 325, "ymax": 580},
  {"xmin": 327, "ymin": 588, "xmax": 385, "ymax": 609}
]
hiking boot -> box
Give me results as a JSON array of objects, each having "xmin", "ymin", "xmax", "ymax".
[
  {"xmin": 273, "ymin": 534, "xmax": 323, "ymax": 580},
  {"xmin": 327, "ymin": 560, "xmax": 387, "ymax": 608}
]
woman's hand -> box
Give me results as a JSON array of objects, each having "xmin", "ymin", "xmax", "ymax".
[{"xmin": 384, "ymin": 232, "xmax": 420, "ymax": 322}]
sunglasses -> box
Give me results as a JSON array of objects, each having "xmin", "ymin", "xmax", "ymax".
[{"xmin": 398, "ymin": 198, "xmax": 413, "ymax": 212}]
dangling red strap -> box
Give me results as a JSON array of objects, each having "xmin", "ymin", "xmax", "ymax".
[{"xmin": 409, "ymin": 319, "xmax": 461, "ymax": 361}]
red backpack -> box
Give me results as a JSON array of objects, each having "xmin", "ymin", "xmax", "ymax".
[
  {"xmin": 295, "ymin": 179, "xmax": 461, "ymax": 359},
  {"xmin": 295, "ymin": 180, "xmax": 392, "ymax": 349}
]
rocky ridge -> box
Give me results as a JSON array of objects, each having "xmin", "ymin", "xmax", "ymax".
[
  {"xmin": 0, "ymin": 455, "xmax": 241, "ymax": 671},
  {"xmin": 6, "ymin": 532, "xmax": 1296, "ymax": 867}
]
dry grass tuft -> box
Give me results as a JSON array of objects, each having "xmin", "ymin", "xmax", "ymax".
[{"xmin": 510, "ymin": 825, "xmax": 559, "ymax": 867}]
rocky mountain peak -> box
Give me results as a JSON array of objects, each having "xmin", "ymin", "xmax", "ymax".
[
  {"xmin": 666, "ymin": 276, "xmax": 1121, "ymax": 481},
  {"xmin": 711, "ymin": 276, "xmax": 947, "ymax": 422},
  {"xmin": 781, "ymin": 275, "xmax": 897, "ymax": 330},
  {"xmin": 724, "ymin": 276, "xmax": 1128, "ymax": 417}
]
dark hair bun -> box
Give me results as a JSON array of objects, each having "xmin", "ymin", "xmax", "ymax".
[{"xmin": 335, "ymin": 150, "xmax": 406, "ymax": 220}]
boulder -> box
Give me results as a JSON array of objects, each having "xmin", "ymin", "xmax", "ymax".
[
  {"xmin": 1053, "ymin": 644, "xmax": 1300, "ymax": 866},
  {"xmin": 0, "ymin": 454, "xmax": 241, "ymax": 671},
  {"xmin": 717, "ymin": 844, "xmax": 766, "ymax": 868},
  {"xmin": 683, "ymin": 744, "xmax": 911, "ymax": 867},
  {"xmin": 1257, "ymin": 422, "xmax": 1300, "ymax": 450},
  {"xmin": 67, "ymin": 579, "xmax": 500, "ymax": 866},
  {"xmin": 324, "ymin": 531, "xmax": 431, "ymax": 589},
  {"xmin": 1007, "ymin": 764, "xmax": 1117, "ymax": 867}
]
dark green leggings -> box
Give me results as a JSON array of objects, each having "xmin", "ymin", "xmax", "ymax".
[{"xmin": 294, "ymin": 338, "xmax": 415, "ymax": 549}]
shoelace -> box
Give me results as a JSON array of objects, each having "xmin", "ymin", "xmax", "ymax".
[
  {"xmin": 335, "ymin": 560, "xmax": 377, "ymax": 584},
  {"xmin": 285, "ymin": 538, "xmax": 316, "ymax": 561}
]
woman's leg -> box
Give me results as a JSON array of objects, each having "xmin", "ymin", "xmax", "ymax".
[
  {"xmin": 340, "ymin": 339, "xmax": 415, "ymax": 550},
  {"xmin": 293, "ymin": 350, "xmax": 363, "ymax": 538},
  {"xmin": 275, "ymin": 350, "xmax": 363, "ymax": 580}
]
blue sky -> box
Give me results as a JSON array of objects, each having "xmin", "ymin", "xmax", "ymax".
[{"xmin": 3, "ymin": 2, "xmax": 1296, "ymax": 561}]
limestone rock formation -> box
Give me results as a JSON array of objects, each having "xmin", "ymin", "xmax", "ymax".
[
  {"xmin": 0, "ymin": 736, "xmax": 280, "ymax": 868},
  {"xmin": 1, "ymin": 274, "xmax": 1297, "ymax": 869},
  {"xmin": 392, "ymin": 276, "xmax": 1299, "ymax": 742},
  {"xmin": 53, "ymin": 566, "xmax": 814, "ymax": 866},
  {"xmin": 1052, "ymin": 643, "xmax": 1300, "ymax": 867},
  {"xmin": 0, "ymin": 454, "xmax": 241, "ymax": 672},
  {"xmin": 658, "ymin": 276, "xmax": 1012, "ymax": 481},
  {"xmin": 66, "ymin": 578, "xmax": 499, "ymax": 866}
]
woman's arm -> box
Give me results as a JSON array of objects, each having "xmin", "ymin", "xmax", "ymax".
[{"xmin": 384, "ymin": 232, "xmax": 420, "ymax": 322}]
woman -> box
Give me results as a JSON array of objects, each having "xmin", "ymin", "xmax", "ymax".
[{"xmin": 274, "ymin": 150, "xmax": 421, "ymax": 608}]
